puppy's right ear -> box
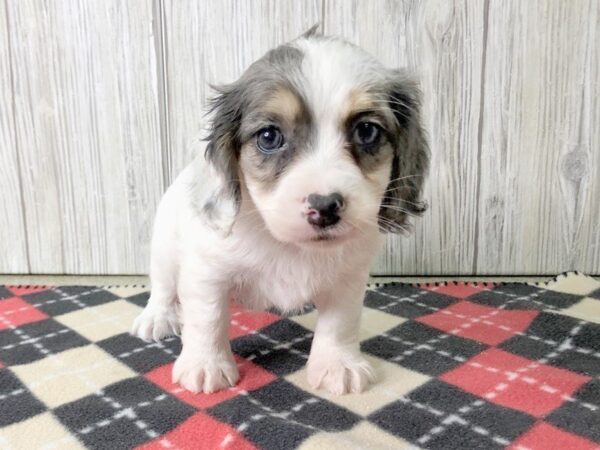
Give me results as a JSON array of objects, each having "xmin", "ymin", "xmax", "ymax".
[{"xmin": 200, "ymin": 83, "xmax": 243, "ymax": 235}]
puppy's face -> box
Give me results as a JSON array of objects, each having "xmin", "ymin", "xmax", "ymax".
[
  {"xmin": 204, "ymin": 34, "xmax": 429, "ymax": 246},
  {"xmin": 238, "ymin": 85, "xmax": 394, "ymax": 245}
]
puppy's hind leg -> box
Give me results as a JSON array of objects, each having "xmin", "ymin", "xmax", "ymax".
[{"xmin": 132, "ymin": 202, "xmax": 181, "ymax": 342}]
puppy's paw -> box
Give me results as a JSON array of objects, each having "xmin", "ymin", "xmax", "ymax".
[
  {"xmin": 307, "ymin": 351, "xmax": 375, "ymax": 395},
  {"xmin": 131, "ymin": 303, "xmax": 180, "ymax": 342},
  {"xmin": 172, "ymin": 352, "xmax": 239, "ymax": 394}
]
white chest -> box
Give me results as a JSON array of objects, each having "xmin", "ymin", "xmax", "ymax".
[{"xmin": 231, "ymin": 245, "xmax": 342, "ymax": 313}]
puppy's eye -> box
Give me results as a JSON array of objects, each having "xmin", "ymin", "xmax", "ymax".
[
  {"xmin": 352, "ymin": 122, "xmax": 381, "ymax": 146},
  {"xmin": 256, "ymin": 126, "xmax": 285, "ymax": 153}
]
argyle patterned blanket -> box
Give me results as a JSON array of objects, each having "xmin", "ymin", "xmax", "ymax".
[{"xmin": 0, "ymin": 273, "xmax": 599, "ymax": 450}]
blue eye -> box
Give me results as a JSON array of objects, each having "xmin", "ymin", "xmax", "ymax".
[
  {"xmin": 353, "ymin": 122, "xmax": 381, "ymax": 146},
  {"xmin": 256, "ymin": 126, "xmax": 285, "ymax": 153}
]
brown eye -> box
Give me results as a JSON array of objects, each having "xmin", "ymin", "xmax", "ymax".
[
  {"xmin": 256, "ymin": 126, "xmax": 285, "ymax": 153},
  {"xmin": 352, "ymin": 121, "xmax": 381, "ymax": 146}
]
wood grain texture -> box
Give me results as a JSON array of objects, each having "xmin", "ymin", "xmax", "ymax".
[
  {"xmin": 325, "ymin": 0, "xmax": 487, "ymax": 275},
  {"xmin": 0, "ymin": 1, "xmax": 29, "ymax": 273},
  {"xmin": 582, "ymin": 2, "xmax": 600, "ymax": 273},
  {"xmin": 162, "ymin": 0, "xmax": 321, "ymax": 181},
  {"xmin": 1, "ymin": 0, "xmax": 598, "ymax": 275},
  {"xmin": 477, "ymin": 0, "xmax": 600, "ymax": 274},
  {"xmin": 6, "ymin": 0, "xmax": 164, "ymax": 274}
]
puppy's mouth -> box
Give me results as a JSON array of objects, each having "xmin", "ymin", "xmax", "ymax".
[
  {"xmin": 310, "ymin": 234, "xmax": 338, "ymax": 242},
  {"xmin": 300, "ymin": 224, "xmax": 354, "ymax": 246}
]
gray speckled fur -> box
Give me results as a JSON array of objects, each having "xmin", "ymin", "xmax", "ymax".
[
  {"xmin": 378, "ymin": 70, "xmax": 430, "ymax": 232},
  {"xmin": 199, "ymin": 43, "xmax": 305, "ymax": 224}
]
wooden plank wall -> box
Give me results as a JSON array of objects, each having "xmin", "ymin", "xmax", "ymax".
[
  {"xmin": 2, "ymin": 0, "xmax": 164, "ymax": 274},
  {"xmin": 0, "ymin": 0, "xmax": 28, "ymax": 273},
  {"xmin": 0, "ymin": 0, "xmax": 598, "ymax": 275}
]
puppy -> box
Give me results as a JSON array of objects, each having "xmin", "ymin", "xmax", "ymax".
[{"xmin": 132, "ymin": 28, "xmax": 429, "ymax": 395}]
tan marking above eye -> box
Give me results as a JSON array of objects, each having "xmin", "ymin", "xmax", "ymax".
[
  {"xmin": 262, "ymin": 88, "xmax": 303, "ymax": 128},
  {"xmin": 343, "ymin": 89, "xmax": 395, "ymax": 132},
  {"xmin": 347, "ymin": 89, "xmax": 376, "ymax": 113},
  {"xmin": 342, "ymin": 89, "xmax": 386, "ymax": 129}
]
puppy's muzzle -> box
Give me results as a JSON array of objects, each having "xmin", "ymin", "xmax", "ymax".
[{"xmin": 305, "ymin": 192, "xmax": 344, "ymax": 229}]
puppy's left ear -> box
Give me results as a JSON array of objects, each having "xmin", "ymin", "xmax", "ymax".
[
  {"xmin": 200, "ymin": 83, "xmax": 244, "ymax": 235},
  {"xmin": 379, "ymin": 70, "xmax": 430, "ymax": 233}
]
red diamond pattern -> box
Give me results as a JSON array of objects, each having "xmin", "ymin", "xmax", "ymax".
[
  {"xmin": 7, "ymin": 286, "xmax": 49, "ymax": 297},
  {"xmin": 423, "ymin": 283, "xmax": 488, "ymax": 299},
  {"xmin": 417, "ymin": 300, "xmax": 539, "ymax": 345},
  {"xmin": 136, "ymin": 411, "xmax": 256, "ymax": 450},
  {"xmin": 510, "ymin": 422, "xmax": 599, "ymax": 450},
  {"xmin": 0, "ymin": 297, "xmax": 48, "ymax": 330},
  {"xmin": 229, "ymin": 305, "xmax": 280, "ymax": 339},
  {"xmin": 442, "ymin": 348, "xmax": 591, "ymax": 417},
  {"xmin": 145, "ymin": 356, "xmax": 277, "ymax": 409}
]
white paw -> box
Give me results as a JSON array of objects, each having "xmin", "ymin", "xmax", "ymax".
[
  {"xmin": 131, "ymin": 303, "xmax": 180, "ymax": 342},
  {"xmin": 172, "ymin": 352, "xmax": 239, "ymax": 394},
  {"xmin": 307, "ymin": 351, "xmax": 375, "ymax": 395}
]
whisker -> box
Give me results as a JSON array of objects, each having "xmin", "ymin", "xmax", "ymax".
[
  {"xmin": 371, "ymin": 98, "xmax": 417, "ymax": 112},
  {"xmin": 344, "ymin": 219, "xmax": 370, "ymax": 238},
  {"xmin": 357, "ymin": 215, "xmax": 410, "ymax": 234},
  {"xmin": 379, "ymin": 196, "xmax": 427, "ymax": 208},
  {"xmin": 384, "ymin": 174, "xmax": 424, "ymax": 184},
  {"xmin": 378, "ymin": 206, "xmax": 421, "ymax": 217},
  {"xmin": 360, "ymin": 202, "xmax": 421, "ymax": 217}
]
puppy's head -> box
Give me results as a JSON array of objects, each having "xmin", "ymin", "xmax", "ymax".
[{"xmin": 203, "ymin": 31, "xmax": 429, "ymax": 246}]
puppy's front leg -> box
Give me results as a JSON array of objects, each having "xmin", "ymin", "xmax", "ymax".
[
  {"xmin": 172, "ymin": 272, "xmax": 238, "ymax": 394},
  {"xmin": 307, "ymin": 276, "xmax": 374, "ymax": 395}
]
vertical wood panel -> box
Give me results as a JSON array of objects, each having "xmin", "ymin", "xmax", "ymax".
[
  {"xmin": 7, "ymin": 0, "xmax": 164, "ymax": 274},
  {"xmin": 581, "ymin": 2, "xmax": 600, "ymax": 273},
  {"xmin": 3, "ymin": 0, "xmax": 597, "ymax": 275},
  {"xmin": 477, "ymin": 0, "xmax": 600, "ymax": 274},
  {"xmin": 163, "ymin": 0, "xmax": 321, "ymax": 181},
  {"xmin": 0, "ymin": 0, "xmax": 29, "ymax": 273},
  {"xmin": 324, "ymin": 0, "xmax": 486, "ymax": 275}
]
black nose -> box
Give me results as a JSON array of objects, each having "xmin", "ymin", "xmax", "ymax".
[{"xmin": 306, "ymin": 193, "xmax": 344, "ymax": 228}]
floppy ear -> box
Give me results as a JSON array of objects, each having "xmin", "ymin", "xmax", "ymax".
[
  {"xmin": 379, "ymin": 70, "xmax": 430, "ymax": 233},
  {"xmin": 199, "ymin": 83, "xmax": 244, "ymax": 235}
]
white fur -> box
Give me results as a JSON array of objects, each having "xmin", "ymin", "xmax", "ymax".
[{"xmin": 132, "ymin": 37, "xmax": 396, "ymax": 395}]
